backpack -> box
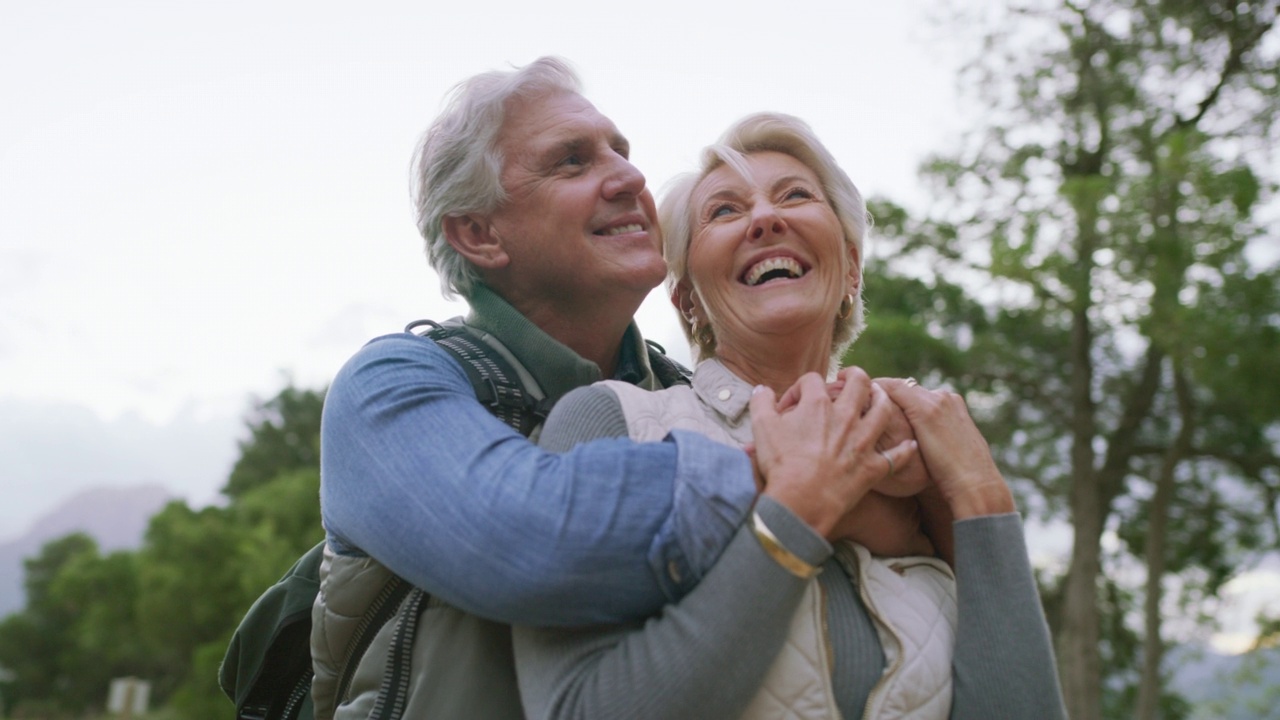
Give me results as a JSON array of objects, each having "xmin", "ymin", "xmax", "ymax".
[{"xmin": 219, "ymin": 320, "xmax": 690, "ymax": 720}]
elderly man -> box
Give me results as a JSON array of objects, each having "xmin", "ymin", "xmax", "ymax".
[{"xmin": 309, "ymin": 58, "xmax": 877, "ymax": 719}]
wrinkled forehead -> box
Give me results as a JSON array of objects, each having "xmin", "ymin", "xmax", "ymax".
[
  {"xmin": 498, "ymin": 90, "xmax": 626, "ymax": 159},
  {"xmin": 691, "ymin": 150, "xmax": 822, "ymax": 204}
]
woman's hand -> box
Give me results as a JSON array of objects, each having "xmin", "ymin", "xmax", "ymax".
[
  {"xmin": 799, "ymin": 373, "xmax": 931, "ymax": 497},
  {"xmin": 750, "ymin": 368, "xmax": 917, "ymax": 539},
  {"xmin": 878, "ymin": 379, "xmax": 1015, "ymax": 519}
]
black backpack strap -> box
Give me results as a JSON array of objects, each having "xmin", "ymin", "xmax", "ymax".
[
  {"xmin": 342, "ymin": 318, "xmax": 550, "ymax": 715},
  {"xmin": 645, "ymin": 338, "xmax": 693, "ymax": 389},
  {"xmin": 406, "ymin": 319, "xmax": 553, "ymax": 436}
]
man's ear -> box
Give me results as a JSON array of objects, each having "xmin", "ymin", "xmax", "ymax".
[{"xmin": 442, "ymin": 214, "xmax": 510, "ymax": 270}]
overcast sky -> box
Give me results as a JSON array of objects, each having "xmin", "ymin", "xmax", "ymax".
[
  {"xmin": 2, "ymin": 0, "xmax": 1275, "ymax": 651},
  {"xmin": 2, "ymin": 0, "xmax": 966, "ymax": 526}
]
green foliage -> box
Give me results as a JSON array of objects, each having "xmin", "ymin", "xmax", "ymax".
[
  {"xmin": 223, "ymin": 384, "xmax": 325, "ymax": 499},
  {"xmin": 0, "ymin": 381, "xmax": 327, "ymax": 718},
  {"xmin": 889, "ymin": 1, "xmax": 1280, "ymax": 716}
]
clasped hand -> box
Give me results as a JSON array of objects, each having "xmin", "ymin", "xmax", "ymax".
[
  {"xmin": 749, "ymin": 368, "xmax": 1014, "ymax": 560},
  {"xmin": 748, "ymin": 368, "xmax": 925, "ymax": 555}
]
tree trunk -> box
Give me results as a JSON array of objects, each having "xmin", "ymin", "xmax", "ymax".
[
  {"xmin": 1135, "ymin": 445, "xmax": 1174, "ymax": 720},
  {"xmin": 1061, "ymin": 479, "xmax": 1104, "ymax": 720},
  {"xmin": 1060, "ymin": 244, "xmax": 1103, "ymax": 720},
  {"xmin": 1136, "ymin": 366, "xmax": 1195, "ymax": 720}
]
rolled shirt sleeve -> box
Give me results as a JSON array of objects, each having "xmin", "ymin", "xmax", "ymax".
[{"xmin": 319, "ymin": 334, "xmax": 756, "ymax": 626}]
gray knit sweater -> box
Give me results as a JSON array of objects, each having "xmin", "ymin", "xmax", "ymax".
[{"xmin": 512, "ymin": 381, "xmax": 1068, "ymax": 720}]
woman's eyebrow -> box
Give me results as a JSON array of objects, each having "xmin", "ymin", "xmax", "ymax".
[{"xmin": 770, "ymin": 174, "xmax": 817, "ymax": 191}]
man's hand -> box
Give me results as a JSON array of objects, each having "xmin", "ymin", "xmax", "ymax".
[{"xmin": 749, "ymin": 369, "xmax": 916, "ymax": 539}]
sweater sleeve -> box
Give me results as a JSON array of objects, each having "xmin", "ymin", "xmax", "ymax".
[
  {"xmin": 516, "ymin": 386, "xmax": 832, "ymax": 720},
  {"xmin": 537, "ymin": 385, "xmax": 632, "ymax": 449},
  {"xmin": 513, "ymin": 496, "xmax": 828, "ymax": 720},
  {"xmin": 949, "ymin": 513, "xmax": 1068, "ymax": 720}
]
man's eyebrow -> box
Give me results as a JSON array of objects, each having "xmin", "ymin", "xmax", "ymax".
[
  {"xmin": 533, "ymin": 136, "xmax": 590, "ymax": 167},
  {"xmin": 611, "ymin": 132, "xmax": 630, "ymax": 157}
]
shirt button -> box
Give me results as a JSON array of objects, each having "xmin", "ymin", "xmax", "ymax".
[
  {"xmin": 718, "ymin": 388, "xmax": 731, "ymax": 401},
  {"xmin": 667, "ymin": 560, "xmax": 682, "ymax": 583}
]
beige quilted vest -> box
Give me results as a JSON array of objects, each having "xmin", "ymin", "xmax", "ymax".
[{"xmin": 601, "ymin": 360, "xmax": 958, "ymax": 719}]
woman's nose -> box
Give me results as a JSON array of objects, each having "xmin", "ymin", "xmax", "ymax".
[{"xmin": 749, "ymin": 204, "xmax": 786, "ymax": 240}]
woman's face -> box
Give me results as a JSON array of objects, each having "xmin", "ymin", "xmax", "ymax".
[{"xmin": 683, "ymin": 151, "xmax": 857, "ymax": 358}]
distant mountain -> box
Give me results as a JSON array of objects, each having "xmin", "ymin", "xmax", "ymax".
[{"xmin": 0, "ymin": 484, "xmax": 173, "ymax": 617}]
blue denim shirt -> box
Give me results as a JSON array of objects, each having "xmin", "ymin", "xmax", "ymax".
[{"xmin": 320, "ymin": 288, "xmax": 756, "ymax": 626}]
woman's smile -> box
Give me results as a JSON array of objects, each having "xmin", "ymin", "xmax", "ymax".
[{"xmin": 685, "ymin": 150, "xmax": 856, "ymax": 351}]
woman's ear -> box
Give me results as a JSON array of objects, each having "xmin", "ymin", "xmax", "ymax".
[
  {"xmin": 846, "ymin": 242, "xmax": 862, "ymax": 296},
  {"xmin": 442, "ymin": 214, "xmax": 510, "ymax": 270},
  {"xmin": 671, "ymin": 280, "xmax": 700, "ymax": 323}
]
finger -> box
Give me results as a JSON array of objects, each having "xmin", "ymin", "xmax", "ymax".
[
  {"xmin": 775, "ymin": 380, "xmax": 804, "ymax": 412},
  {"xmin": 744, "ymin": 444, "xmax": 766, "ymax": 492},
  {"xmin": 832, "ymin": 366, "xmax": 871, "ymax": 416},
  {"xmin": 791, "ymin": 372, "xmax": 832, "ymax": 411},
  {"xmin": 879, "ymin": 377, "xmax": 932, "ymax": 417},
  {"xmin": 748, "ymin": 384, "xmax": 779, "ymax": 428},
  {"xmin": 856, "ymin": 382, "xmax": 897, "ymax": 437},
  {"xmin": 882, "ymin": 438, "xmax": 919, "ymax": 480},
  {"xmin": 878, "ymin": 376, "xmax": 922, "ymax": 398}
]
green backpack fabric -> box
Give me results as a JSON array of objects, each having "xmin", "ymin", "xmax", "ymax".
[{"xmin": 218, "ymin": 321, "xmax": 690, "ymax": 720}]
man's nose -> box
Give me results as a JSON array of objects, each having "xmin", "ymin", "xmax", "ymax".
[{"xmin": 602, "ymin": 153, "xmax": 646, "ymax": 199}]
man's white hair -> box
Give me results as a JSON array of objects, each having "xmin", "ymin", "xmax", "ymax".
[{"xmin": 411, "ymin": 57, "xmax": 581, "ymax": 299}]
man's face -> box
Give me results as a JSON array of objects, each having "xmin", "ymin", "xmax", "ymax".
[{"xmin": 485, "ymin": 91, "xmax": 666, "ymax": 313}]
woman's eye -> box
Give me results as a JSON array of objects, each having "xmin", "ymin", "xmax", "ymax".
[
  {"xmin": 785, "ymin": 187, "xmax": 814, "ymax": 201},
  {"xmin": 710, "ymin": 204, "xmax": 735, "ymax": 219}
]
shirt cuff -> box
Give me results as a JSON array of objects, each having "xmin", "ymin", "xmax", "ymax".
[{"xmin": 648, "ymin": 430, "xmax": 757, "ymax": 601}]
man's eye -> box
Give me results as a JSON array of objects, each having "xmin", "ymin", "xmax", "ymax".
[{"xmin": 561, "ymin": 154, "xmax": 584, "ymax": 167}]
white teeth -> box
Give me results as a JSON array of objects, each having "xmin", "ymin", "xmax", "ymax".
[
  {"xmin": 745, "ymin": 257, "xmax": 805, "ymax": 286},
  {"xmin": 604, "ymin": 223, "xmax": 643, "ymax": 236}
]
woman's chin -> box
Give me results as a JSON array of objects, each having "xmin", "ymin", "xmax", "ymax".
[{"xmin": 736, "ymin": 310, "xmax": 833, "ymax": 345}]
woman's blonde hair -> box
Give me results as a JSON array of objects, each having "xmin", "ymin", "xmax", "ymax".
[{"xmin": 659, "ymin": 112, "xmax": 869, "ymax": 360}]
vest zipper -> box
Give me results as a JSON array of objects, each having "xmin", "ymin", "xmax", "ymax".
[{"xmin": 839, "ymin": 547, "xmax": 905, "ymax": 719}]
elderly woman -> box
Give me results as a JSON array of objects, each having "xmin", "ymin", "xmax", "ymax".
[{"xmin": 512, "ymin": 113, "xmax": 1066, "ymax": 719}]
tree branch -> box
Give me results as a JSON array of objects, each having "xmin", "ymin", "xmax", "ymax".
[
  {"xmin": 1176, "ymin": 12, "xmax": 1279, "ymax": 129},
  {"xmin": 1098, "ymin": 344, "xmax": 1165, "ymax": 505}
]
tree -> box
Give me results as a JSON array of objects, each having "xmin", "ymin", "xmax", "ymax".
[
  {"xmin": 886, "ymin": 1, "xmax": 1280, "ymax": 716},
  {"xmin": 0, "ymin": 380, "xmax": 330, "ymax": 718},
  {"xmin": 0, "ymin": 536, "xmax": 171, "ymax": 716},
  {"xmin": 223, "ymin": 383, "xmax": 325, "ymax": 499},
  {"xmin": 0, "ymin": 534, "xmax": 103, "ymax": 716}
]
